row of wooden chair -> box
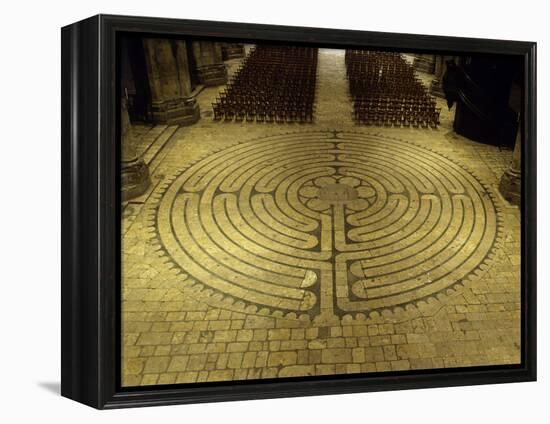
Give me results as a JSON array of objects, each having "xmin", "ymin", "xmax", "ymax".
[
  {"xmin": 212, "ymin": 45, "xmax": 318, "ymax": 123},
  {"xmin": 346, "ymin": 50, "xmax": 440, "ymax": 128},
  {"xmin": 353, "ymin": 105, "xmax": 441, "ymax": 127}
]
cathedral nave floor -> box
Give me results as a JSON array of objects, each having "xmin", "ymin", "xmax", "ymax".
[{"xmin": 121, "ymin": 48, "xmax": 520, "ymax": 386}]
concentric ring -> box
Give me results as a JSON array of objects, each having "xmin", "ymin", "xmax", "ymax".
[{"xmin": 154, "ymin": 131, "xmax": 500, "ymax": 319}]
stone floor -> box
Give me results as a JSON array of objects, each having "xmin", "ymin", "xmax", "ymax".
[{"xmin": 121, "ymin": 48, "xmax": 520, "ymax": 387}]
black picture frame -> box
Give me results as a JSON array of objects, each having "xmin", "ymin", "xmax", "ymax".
[{"xmin": 61, "ymin": 14, "xmax": 537, "ymax": 409}]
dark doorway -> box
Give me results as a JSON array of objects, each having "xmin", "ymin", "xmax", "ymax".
[
  {"xmin": 443, "ymin": 54, "xmax": 522, "ymax": 148},
  {"xmin": 122, "ymin": 37, "xmax": 154, "ymax": 123}
]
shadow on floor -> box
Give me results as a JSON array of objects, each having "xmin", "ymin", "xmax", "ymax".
[{"xmin": 37, "ymin": 381, "xmax": 60, "ymax": 395}]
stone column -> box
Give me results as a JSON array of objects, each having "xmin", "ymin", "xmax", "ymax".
[
  {"xmin": 499, "ymin": 127, "xmax": 521, "ymax": 206},
  {"xmin": 430, "ymin": 56, "xmax": 446, "ymax": 97},
  {"xmin": 121, "ymin": 98, "xmax": 151, "ymax": 201},
  {"xmin": 143, "ymin": 38, "xmax": 200, "ymax": 125},
  {"xmin": 192, "ymin": 41, "xmax": 228, "ymax": 86},
  {"xmin": 221, "ymin": 43, "xmax": 246, "ymax": 60},
  {"xmin": 413, "ymin": 54, "xmax": 436, "ymax": 74}
]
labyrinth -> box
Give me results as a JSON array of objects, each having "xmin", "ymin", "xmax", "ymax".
[{"xmin": 154, "ymin": 131, "xmax": 500, "ymax": 320}]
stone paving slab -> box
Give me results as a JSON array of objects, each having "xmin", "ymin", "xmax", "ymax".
[{"xmin": 121, "ymin": 48, "xmax": 520, "ymax": 387}]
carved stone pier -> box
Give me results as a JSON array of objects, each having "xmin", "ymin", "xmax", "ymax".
[
  {"xmin": 121, "ymin": 98, "xmax": 151, "ymax": 201},
  {"xmin": 413, "ymin": 54, "xmax": 436, "ymax": 74},
  {"xmin": 499, "ymin": 128, "xmax": 521, "ymax": 206},
  {"xmin": 222, "ymin": 43, "xmax": 246, "ymax": 60},
  {"xmin": 143, "ymin": 38, "xmax": 200, "ymax": 125},
  {"xmin": 193, "ymin": 42, "xmax": 228, "ymax": 86}
]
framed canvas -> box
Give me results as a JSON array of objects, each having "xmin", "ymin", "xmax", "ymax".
[{"xmin": 61, "ymin": 14, "xmax": 536, "ymax": 409}]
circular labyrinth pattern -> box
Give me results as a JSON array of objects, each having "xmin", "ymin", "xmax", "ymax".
[{"xmin": 154, "ymin": 131, "xmax": 501, "ymax": 319}]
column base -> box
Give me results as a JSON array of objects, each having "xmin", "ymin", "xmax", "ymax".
[
  {"xmin": 222, "ymin": 44, "xmax": 245, "ymax": 60},
  {"xmin": 197, "ymin": 64, "xmax": 228, "ymax": 86},
  {"xmin": 499, "ymin": 168, "xmax": 521, "ymax": 206},
  {"xmin": 122, "ymin": 158, "xmax": 151, "ymax": 201},
  {"xmin": 430, "ymin": 79, "xmax": 446, "ymax": 98},
  {"xmin": 151, "ymin": 97, "xmax": 200, "ymax": 126}
]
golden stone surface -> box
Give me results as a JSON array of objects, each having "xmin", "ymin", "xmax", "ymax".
[{"xmin": 121, "ymin": 49, "xmax": 520, "ymax": 386}]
